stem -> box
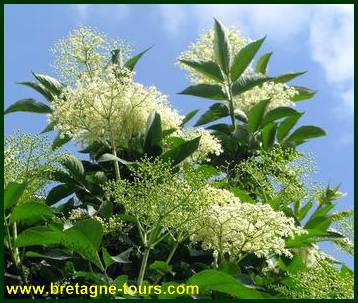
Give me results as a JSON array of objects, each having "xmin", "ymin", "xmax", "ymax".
[
  {"xmin": 137, "ymin": 225, "xmax": 160, "ymax": 286},
  {"xmin": 112, "ymin": 146, "xmax": 121, "ymax": 180},
  {"xmin": 224, "ymin": 79, "xmax": 236, "ymax": 129},
  {"xmin": 137, "ymin": 247, "xmax": 151, "ymax": 287},
  {"xmin": 166, "ymin": 241, "xmax": 179, "ymax": 264}
]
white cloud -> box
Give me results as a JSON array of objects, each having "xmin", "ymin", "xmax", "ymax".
[
  {"xmin": 70, "ymin": 4, "xmax": 130, "ymax": 24},
  {"xmin": 158, "ymin": 4, "xmax": 354, "ymax": 114},
  {"xmin": 308, "ymin": 5, "xmax": 354, "ymax": 113}
]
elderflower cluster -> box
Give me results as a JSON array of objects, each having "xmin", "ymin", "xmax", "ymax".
[
  {"xmin": 106, "ymin": 159, "xmax": 213, "ymax": 238},
  {"xmin": 172, "ymin": 128, "xmax": 223, "ymax": 163},
  {"xmin": 50, "ymin": 68, "xmax": 183, "ymax": 149},
  {"xmin": 4, "ymin": 132, "xmax": 63, "ymax": 201},
  {"xmin": 271, "ymin": 261, "xmax": 354, "ymax": 299},
  {"xmin": 177, "ymin": 28, "xmax": 250, "ymax": 84},
  {"xmin": 51, "ymin": 26, "xmax": 131, "ymax": 83},
  {"xmin": 233, "ymin": 81, "xmax": 298, "ymax": 113},
  {"xmin": 191, "ymin": 188, "xmax": 304, "ymax": 260},
  {"xmin": 67, "ymin": 208, "xmax": 123, "ymax": 234}
]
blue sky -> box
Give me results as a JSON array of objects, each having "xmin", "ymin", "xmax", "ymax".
[{"xmin": 4, "ymin": 4, "xmax": 354, "ymax": 267}]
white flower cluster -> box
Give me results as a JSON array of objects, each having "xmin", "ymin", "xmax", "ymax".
[
  {"xmin": 51, "ymin": 26, "xmax": 131, "ymax": 83},
  {"xmin": 177, "ymin": 28, "xmax": 249, "ymax": 84},
  {"xmin": 191, "ymin": 188, "xmax": 304, "ymax": 260},
  {"xmin": 172, "ymin": 128, "xmax": 223, "ymax": 163},
  {"xmin": 67, "ymin": 208, "xmax": 123, "ymax": 234},
  {"xmin": 233, "ymin": 81, "xmax": 298, "ymax": 113},
  {"xmin": 51, "ymin": 69, "xmax": 183, "ymax": 149}
]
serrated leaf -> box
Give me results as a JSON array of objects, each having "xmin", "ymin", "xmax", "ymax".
[
  {"xmin": 247, "ymin": 99, "xmax": 270, "ymax": 133},
  {"xmin": 4, "ymin": 98, "xmax": 52, "ymax": 115},
  {"xmin": 52, "ymin": 132, "xmax": 71, "ymax": 150},
  {"xmin": 255, "ymin": 52, "xmax": 272, "ymax": 74},
  {"xmin": 144, "ymin": 112, "xmax": 162, "ymax": 155},
  {"xmin": 4, "ymin": 182, "xmax": 27, "ymax": 210},
  {"xmin": 261, "ymin": 122, "xmax": 277, "ymax": 149},
  {"xmin": 62, "ymin": 155, "xmax": 84, "ymax": 180},
  {"xmin": 124, "ymin": 47, "xmax": 151, "ymax": 71},
  {"xmin": 17, "ymin": 81, "xmax": 54, "ymax": 101},
  {"xmin": 32, "ymin": 73, "xmax": 64, "ymax": 96},
  {"xmin": 291, "ymin": 86, "xmax": 317, "ymax": 101},
  {"xmin": 179, "ymin": 60, "xmax": 224, "ymax": 82},
  {"xmin": 179, "ymin": 84, "xmax": 226, "ymax": 100},
  {"xmin": 213, "ymin": 19, "xmax": 231, "ymax": 74},
  {"xmin": 181, "ymin": 109, "xmax": 200, "ymax": 126},
  {"xmin": 263, "ymin": 106, "xmax": 299, "ymax": 126},
  {"xmin": 161, "ymin": 137, "xmax": 201, "ymax": 166},
  {"xmin": 274, "ymin": 71, "xmax": 306, "ymax": 83},
  {"xmin": 195, "ymin": 103, "xmax": 229, "ymax": 126},
  {"xmin": 285, "ymin": 126, "xmax": 326, "ymax": 143},
  {"xmin": 232, "ymin": 74, "xmax": 271, "ymax": 96},
  {"xmin": 25, "ymin": 249, "xmax": 73, "ymax": 260},
  {"xmin": 10, "ymin": 200, "xmax": 54, "ymax": 224},
  {"xmin": 276, "ymin": 113, "xmax": 302, "ymax": 142},
  {"xmin": 46, "ymin": 184, "xmax": 76, "ymax": 205},
  {"xmin": 230, "ymin": 37, "xmax": 265, "ymax": 81}
]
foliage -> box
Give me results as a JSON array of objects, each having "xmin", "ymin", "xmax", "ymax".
[{"xmin": 3, "ymin": 19, "xmax": 353, "ymax": 299}]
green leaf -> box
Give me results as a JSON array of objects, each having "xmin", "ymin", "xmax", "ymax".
[
  {"xmin": 144, "ymin": 112, "xmax": 162, "ymax": 155},
  {"xmin": 25, "ymin": 249, "xmax": 73, "ymax": 260},
  {"xmin": 274, "ymin": 71, "xmax": 306, "ymax": 83},
  {"xmin": 149, "ymin": 260, "xmax": 172, "ymax": 275},
  {"xmin": 179, "ymin": 60, "xmax": 224, "ymax": 82},
  {"xmin": 97, "ymin": 153, "xmax": 133, "ymax": 165},
  {"xmin": 46, "ymin": 184, "xmax": 76, "ymax": 205},
  {"xmin": 285, "ymin": 126, "xmax": 326, "ymax": 144},
  {"xmin": 297, "ymin": 197, "xmax": 314, "ymax": 221},
  {"xmin": 208, "ymin": 123, "xmax": 234, "ymax": 134},
  {"xmin": 263, "ymin": 106, "xmax": 299, "ymax": 126},
  {"xmin": 161, "ymin": 137, "xmax": 201, "ymax": 166},
  {"xmin": 41, "ymin": 121, "xmax": 56, "ymax": 133},
  {"xmin": 111, "ymin": 248, "xmax": 133, "ymax": 264},
  {"xmin": 32, "ymin": 73, "xmax": 63, "ymax": 96},
  {"xmin": 261, "ymin": 122, "xmax": 277, "ymax": 149},
  {"xmin": 195, "ymin": 103, "xmax": 229, "ymax": 126},
  {"xmin": 124, "ymin": 47, "xmax": 151, "ymax": 71},
  {"xmin": 52, "ymin": 132, "xmax": 71, "ymax": 150},
  {"xmin": 255, "ymin": 52, "xmax": 272, "ymax": 74},
  {"xmin": 102, "ymin": 247, "xmax": 132, "ymax": 269},
  {"xmin": 17, "ymin": 81, "xmax": 54, "ymax": 101},
  {"xmin": 4, "ymin": 98, "xmax": 52, "ymax": 115},
  {"xmin": 187, "ymin": 270, "xmax": 262, "ymax": 299},
  {"xmin": 230, "ymin": 37, "xmax": 265, "ymax": 81},
  {"xmin": 10, "ymin": 200, "xmax": 54, "ymax": 224},
  {"xmin": 276, "ymin": 113, "xmax": 302, "ymax": 142},
  {"xmin": 229, "ymin": 188, "xmax": 255, "ymax": 204},
  {"xmin": 102, "ymin": 247, "xmax": 114, "ymax": 269},
  {"xmin": 62, "ymin": 219, "xmax": 104, "ymax": 270},
  {"xmin": 179, "ymin": 84, "xmax": 226, "ymax": 100},
  {"xmin": 213, "ymin": 18, "xmax": 231, "ymax": 74},
  {"xmin": 4, "ymin": 182, "xmax": 27, "ymax": 210},
  {"xmin": 16, "ymin": 226, "xmax": 62, "ymax": 247},
  {"xmin": 62, "ymin": 155, "xmax": 84, "ymax": 180},
  {"xmin": 231, "ymin": 74, "xmax": 271, "ymax": 96},
  {"xmin": 247, "ymin": 99, "xmax": 270, "ymax": 133},
  {"xmin": 234, "ymin": 109, "xmax": 248, "ymax": 123},
  {"xmin": 181, "ymin": 109, "xmax": 200, "ymax": 126},
  {"xmin": 291, "ymin": 86, "xmax": 317, "ymax": 101}
]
